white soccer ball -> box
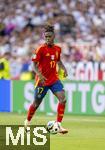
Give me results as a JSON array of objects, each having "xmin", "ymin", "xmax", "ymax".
[{"xmin": 47, "ymin": 121, "xmax": 60, "ymax": 134}]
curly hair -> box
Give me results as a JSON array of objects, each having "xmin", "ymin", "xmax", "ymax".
[{"xmin": 44, "ymin": 23, "xmax": 54, "ymax": 33}]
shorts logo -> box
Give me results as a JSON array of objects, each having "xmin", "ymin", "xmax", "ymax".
[{"xmin": 37, "ymin": 94, "xmax": 41, "ymax": 98}]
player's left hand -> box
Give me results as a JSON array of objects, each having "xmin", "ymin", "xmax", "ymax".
[{"xmin": 63, "ymin": 69, "xmax": 68, "ymax": 77}]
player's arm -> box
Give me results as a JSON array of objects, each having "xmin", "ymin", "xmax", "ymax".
[
  {"xmin": 32, "ymin": 47, "xmax": 46, "ymax": 83},
  {"xmin": 58, "ymin": 60, "xmax": 68, "ymax": 77},
  {"xmin": 33, "ymin": 61, "xmax": 41, "ymax": 76},
  {"xmin": 57, "ymin": 47, "xmax": 68, "ymax": 78},
  {"xmin": 33, "ymin": 62, "xmax": 46, "ymax": 83}
]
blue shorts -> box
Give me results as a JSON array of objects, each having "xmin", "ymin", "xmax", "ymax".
[{"xmin": 34, "ymin": 80, "xmax": 64, "ymax": 100}]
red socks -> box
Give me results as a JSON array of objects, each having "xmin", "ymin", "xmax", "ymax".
[
  {"xmin": 27, "ymin": 103, "xmax": 65, "ymax": 122},
  {"xmin": 57, "ymin": 102, "xmax": 65, "ymax": 122},
  {"xmin": 27, "ymin": 104, "xmax": 36, "ymax": 121}
]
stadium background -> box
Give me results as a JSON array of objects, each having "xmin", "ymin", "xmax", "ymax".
[{"xmin": 0, "ymin": 0, "xmax": 105, "ymax": 150}]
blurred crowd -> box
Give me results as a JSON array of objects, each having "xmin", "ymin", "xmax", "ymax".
[{"xmin": 0, "ymin": 0, "xmax": 105, "ymax": 79}]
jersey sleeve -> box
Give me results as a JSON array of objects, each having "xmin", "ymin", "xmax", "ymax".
[{"xmin": 31, "ymin": 47, "xmax": 42, "ymax": 62}]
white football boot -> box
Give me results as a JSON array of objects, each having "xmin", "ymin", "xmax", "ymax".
[
  {"xmin": 58, "ymin": 122, "xmax": 68, "ymax": 134},
  {"xmin": 24, "ymin": 119, "xmax": 30, "ymax": 133}
]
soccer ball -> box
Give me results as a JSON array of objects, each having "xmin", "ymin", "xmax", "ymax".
[{"xmin": 46, "ymin": 121, "xmax": 60, "ymax": 134}]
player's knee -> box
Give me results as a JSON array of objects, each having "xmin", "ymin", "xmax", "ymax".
[
  {"xmin": 59, "ymin": 95, "xmax": 66, "ymax": 104},
  {"xmin": 32, "ymin": 101, "xmax": 37, "ymax": 108},
  {"xmin": 33, "ymin": 99, "xmax": 42, "ymax": 109},
  {"xmin": 61, "ymin": 98, "xmax": 66, "ymax": 104}
]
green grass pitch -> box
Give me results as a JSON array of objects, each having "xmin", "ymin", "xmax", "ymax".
[{"xmin": 0, "ymin": 113, "xmax": 105, "ymax": 150}]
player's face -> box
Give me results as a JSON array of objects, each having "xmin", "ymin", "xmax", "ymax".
[{"xmin": 44, "ymin": 32, "xmax": 55, "ymax": 45}]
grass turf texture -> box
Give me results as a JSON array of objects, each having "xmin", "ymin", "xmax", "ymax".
[{"xmin": 0, "ymin": 113, "xmax": 105, "ymax": 150}]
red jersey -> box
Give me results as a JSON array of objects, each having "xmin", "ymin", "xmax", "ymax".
[{"xmin": 32, "ymin": 43, "xmax": 61, "ymax": 86}]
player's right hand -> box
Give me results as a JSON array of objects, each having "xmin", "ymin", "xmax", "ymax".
[{"xmin": 38, "ymin": 73, "xmax": 47, "ymax": 84}]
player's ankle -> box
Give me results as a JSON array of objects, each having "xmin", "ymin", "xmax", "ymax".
[
  {"xmin": 24, "ymin": 119, "xmax": 30, "ymax": 125},
  {"xmin": 56, "ymin": 121, "xmax": 61, "ymax": 127}
]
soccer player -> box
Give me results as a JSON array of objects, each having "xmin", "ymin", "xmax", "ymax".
[{"xmin": 24, "ymin": 24, "xmax": 68, "ymax": 134}]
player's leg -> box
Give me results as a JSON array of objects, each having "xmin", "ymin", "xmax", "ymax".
[
  {"xmin": 24, "ymin": 86, "xmax": 48, "ymax": 131},
  {"xmin": 54, "ymin": 90, "xmax": 66, "ymax": 122},
  {"xmin": 54, "ymin": 90, "xmax": 68, "ymax": 134},
  {"xmin": 27, "ymin": 86, "xmax": 48, "ymax": 121},
  {"xmin": 50, "ymin": 80, "xmax": 68, "ymax": 134}
]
